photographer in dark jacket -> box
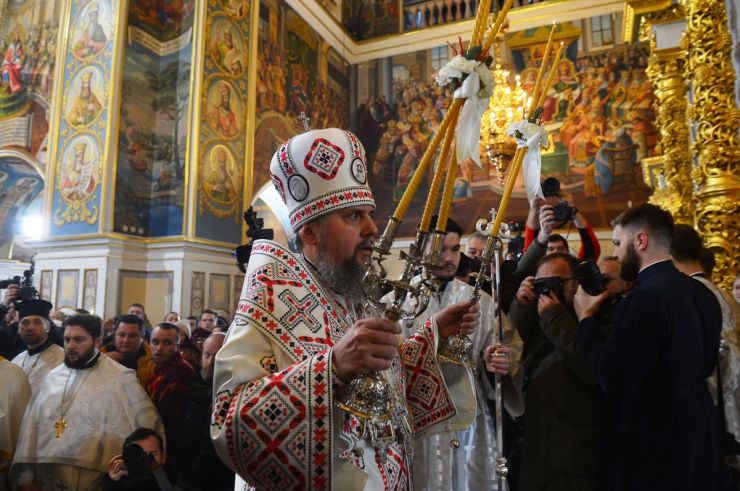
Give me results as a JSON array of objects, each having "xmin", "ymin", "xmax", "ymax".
[
  {"xmin": 104, "ymin": 428, "xmax": 173, "ymax": 491},
  {"xmin": 0, "ymin": 284, "xmax": 25, "ymax": 360},
  {"xmin": 509, "ymin": 252, "xmax": 608, "ymax": 491}
]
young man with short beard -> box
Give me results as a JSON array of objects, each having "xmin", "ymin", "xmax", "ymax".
[
  {"xmin": 11, "ymin": 314, "xmax": 162, "ymax": 490},
  {"xmin": 212, "ymin": 127, "xmax": 480, "ymax": 490},
  {"xmin": 575, "ymin": 204, "xmax": 723, "ymax": 490}
]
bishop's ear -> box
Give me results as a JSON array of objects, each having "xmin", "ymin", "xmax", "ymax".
[{"xmin": 298, "ymin": 221, "xmax": 321, "ymax": 248}]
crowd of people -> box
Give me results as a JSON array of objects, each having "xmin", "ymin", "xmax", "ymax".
[
  {"xmin": 1, "ymin": 124, "xmax": 739, "ymax": 491},
  {"xmin": 0, "ymin": 298, "xmax": 235, "ymax": 490}
]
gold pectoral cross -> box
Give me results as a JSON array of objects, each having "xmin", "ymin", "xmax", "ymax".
[{"xmin": 54, "ymin": 417, "xmax": 67, "ymax": 438}]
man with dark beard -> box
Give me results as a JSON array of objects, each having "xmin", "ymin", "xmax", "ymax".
[
  {"xmin": 212, "ymin": 127, "xmax": 480, "ymax": 490},
  {"xmin": 11, "ymin": 314, "xmax": 162, "ymax": 490},
  {"xmin": 575, "ymin": 204, "xmax": 723, "ymax": 490}
]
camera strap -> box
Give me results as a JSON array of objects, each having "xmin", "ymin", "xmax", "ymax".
[{"xmin": 152, "ymin": 466, "xmax": 174, "ymax": 491}]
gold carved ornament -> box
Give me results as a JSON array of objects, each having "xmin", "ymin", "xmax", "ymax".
[{"xmin": 685, "ymin": 0, "xmax": 740, "ymax": 289}]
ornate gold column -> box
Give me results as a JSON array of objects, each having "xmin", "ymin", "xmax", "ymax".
[
  {"xmin": 645, "ymin": 38, "xmax": 693, "ymax": 223},
  {"xmin": 685, "ymin": 0, "xmax": 740, "ymax": 289}
]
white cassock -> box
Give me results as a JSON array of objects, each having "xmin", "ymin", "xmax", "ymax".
[
  {"xmin": 12, "ymin": 342, "xmax": 64, "ymax": 394},
  {"xmin": 0, "ymin": 357, "xmax": 31, "ymax": 489},
  {"xmin": 694, "ymin": 275, "xmax": 740, "ymax": 471},
  {"xmin": 212, "ymin": 241, "xmax": 476, "ymax": 491},
  {"xmin": 386, "ymin": 277, "xmax": 524, "ymax": 491},
  {"xmin": 12, "ymin": 352, "xmax": 164, "ymax": 490}
]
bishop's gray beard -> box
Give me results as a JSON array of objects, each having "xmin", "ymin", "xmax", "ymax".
[{"xmin": 314, "ymin": 247, "xmax": 367, "ymax": 304}]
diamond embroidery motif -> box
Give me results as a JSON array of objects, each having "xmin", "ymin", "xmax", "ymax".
[{"xmin": 304, "ymin": 138, "xmax": 345, "ymax": 180}]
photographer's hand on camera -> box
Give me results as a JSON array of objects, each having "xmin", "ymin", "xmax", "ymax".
[
  {"xmin": 574, "ymin": 286, "xmax": 609, "ymax": 322},
  {"xmin": 3, "ymin": 284, "xmax": 19, "ymax": 306},
  {"xmin": 537, "ymin": 205, "xmax": 556, "ymax": 244},
  {"xmin": 538, "ymin": 290, "xmax": 561, "ymax": 316},
  {"xmin": 516, "ymin": 276, "xmax": 536, "ymax": 305},
  {"xmin": 107, "ymin": 455, "xmax": 128, "ymax": 482}
]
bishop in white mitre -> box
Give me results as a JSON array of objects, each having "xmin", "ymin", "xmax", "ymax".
[
  {"xmin": 12, "ymin": 314, "xmax": 163, "ymax": 490},
  {"xmin": 212, "ymin": 128, "xmax": 478, "ymax": 490},
  {"xmin": 11, "ymin": 299, "xmax": 64, "ymax": 393}
]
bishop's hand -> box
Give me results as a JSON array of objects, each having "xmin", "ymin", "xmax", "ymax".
[
  {"xmin": 332, "ymin": 318, "xmax": 401, "ymax": 382},
  {"xmin": 435, "ymin": 300, "xmax": 480, "ymax": 339}
]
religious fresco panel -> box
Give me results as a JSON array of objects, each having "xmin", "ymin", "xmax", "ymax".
[
  {"xmin": 113, "ymin": 0, "xmax": 194, "ymax": 237},
  {"xmin": 0, "ymin": 0, "xmax": 63, "ymax": 246},
  {"xmin": 194, "ymin": 0, "xmax": 252, "ymax": 244},
  {"xmin": 0, "ymin": 156, "xmax": 44, "ymax": 240},
  {"xmin": 49, "ymin": 0, "xmax": 117, "ymax": 236},
  {"xmin": 251, "ymin": 1, "xmax": 350, "ymax": 204},
  {"xmin": 356, "ymin": 18, "xmax": 657, "ymax": 236}
]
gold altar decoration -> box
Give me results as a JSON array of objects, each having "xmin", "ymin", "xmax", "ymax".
[
  {"xmin": 685, "ymin": 0, "xmax": 740, "ymax": 290},
  {"xmin": 644, "ymin": 38, "xmax": 693, "ymax": 223},
  {"xmin": 481, "ymin": 24, "xmax": 529, "ymax": 184}
]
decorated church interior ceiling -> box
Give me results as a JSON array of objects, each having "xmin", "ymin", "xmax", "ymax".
[{"xmin": 3, "ymin": 0, "xmax": 732, "ymax": 255}]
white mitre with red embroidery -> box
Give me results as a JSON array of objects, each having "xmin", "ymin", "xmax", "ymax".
[{"xmin": 269, "ymin": 128, "xmax": 375, "ymax": 232}]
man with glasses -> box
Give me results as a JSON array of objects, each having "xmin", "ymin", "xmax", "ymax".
[
  {"xmin": 508, "ymin": 252, "xmax": 608, "ymax": 490},
  {"xmin": 11, "ymin": 298, "xmax": 64, "ymax": 393}
]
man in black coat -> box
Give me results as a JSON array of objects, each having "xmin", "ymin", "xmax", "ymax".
[{"xmin": 575, "ymin": 203, "xmax": 723, "ymax": 490}]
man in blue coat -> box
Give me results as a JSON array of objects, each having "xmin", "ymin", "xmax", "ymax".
[{"xmin": 574, "ymin": 203, "xmax": 722, "ymax": 490}]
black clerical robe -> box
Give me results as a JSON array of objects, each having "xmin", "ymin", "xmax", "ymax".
[{"xmin": 577, "ymin": 260, "xmax": 723, "ymax": 490}]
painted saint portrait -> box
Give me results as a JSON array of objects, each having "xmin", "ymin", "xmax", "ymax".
[
  {"xmin": 204, "ymin": 144, "xmax": 241, "ymax": 204},
  {"xmin": 220, "ymin": 0, "xmax": 246, "ymax": 17},
  {"xmin": 206, "ymin": 80, "xmax": 243, "ymax": 139},
  {"xmin": 65, "ymin": 66, "xmax": 105, "ymax": 127},
  {"xmin": 210, "ymin": 17, "xmax": 245, "ymax": 76},
  {"xmin": 71, "ymin": 2, "xmax": 111, "ymax": 59},
  {"xmin": 57, "ymin": 135, "xmax": 100, "ymax": 203}
]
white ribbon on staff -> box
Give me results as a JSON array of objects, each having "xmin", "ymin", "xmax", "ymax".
[
  {"xmin": 454, "ymin": 70, "xmax": 490, "ymax": 168},
  {"xmin": 506, "ymin": 120, "xmax": 549, "ymax": 205}
]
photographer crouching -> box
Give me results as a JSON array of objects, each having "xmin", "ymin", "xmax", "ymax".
[
  {"xmin": 105, "ymin": 428, "xmax": 174, "ymax": 491},
  {"xmin": 508, "ymin": 253, "xmax": 609, "ymax": 490}
]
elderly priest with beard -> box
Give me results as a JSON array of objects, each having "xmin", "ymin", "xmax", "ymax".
[
  {"xmin": 212, "ymin": 127, "xmax": 480, "ymax": 490},
  {"xmin": 11, "ymin": 314, "xmax": 163, "ymax": 490}
]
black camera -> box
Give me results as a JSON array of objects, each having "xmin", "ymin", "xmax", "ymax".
[
  {"xmin": 575, "ymin": 259, "xmax": 621, "ymax": 325},
  {"xmin": 575, "ymin": 259, "xmax": 608, "ymax": 296},
  {"xmin": 0, "ymin": 276, "xmax": 20, "ymax": 290},
  {"xmin": 122, "ymin": 443, "xmax": 154, "ymax": 477},
  {"xmin": 533, "ymin": 276, "xmax": 566, "ymax": 304},
  {"xmin": 551, "ymin": 202, "xmax": 575, "ymax": 222},
  {"xmin": 1, "ymin": 267, "xmax": 38, "ymax": 301}
]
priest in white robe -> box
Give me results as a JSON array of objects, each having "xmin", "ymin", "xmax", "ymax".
[
  {"xmin": 0, "ymin": 356, "xmax": 31, "ymax": 489},
  {"xmin": 11, "ymin": 314, "xmax": 163, "ymax": 491},
  {"xmin": 384, "ymin": 216, "xmax": 524, "ymax": 491},
  {"xmin": 212, "ymin": 128, "xmax": 479, "ymax": 490},
  {"xmin": 11, "ymin": 299, "xmax": 64, "ymax": 393}
]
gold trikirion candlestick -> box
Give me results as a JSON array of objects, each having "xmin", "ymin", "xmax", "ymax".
[{"xmin": 337, "ymin": 0, "xmax": 517, "ymax": 452}]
